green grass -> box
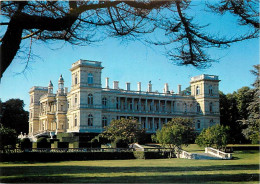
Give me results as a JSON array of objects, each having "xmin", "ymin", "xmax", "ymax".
[{"xmin": 0, "ymin": 150, "xmax": 259, "ymax": 183}]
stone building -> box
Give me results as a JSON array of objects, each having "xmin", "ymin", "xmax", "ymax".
[{"xmin": 28, "ymin": 59, "xmax": 220, "ymax": 137}]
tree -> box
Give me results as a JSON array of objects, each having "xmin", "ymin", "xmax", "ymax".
[
  {"xmin": 241, "ymin": 64, "xmax": 260, "ymax": 144},
  {"xmin": 101, "ymin": 118, "xmax": 145, "ymax": 144},
  {"xmin": 153, "ymin": 118, "xmax": 195, "ymax": 150},
  {"xmin": 219, "ymin": 87, "xmax": 254, "ymax": 143},
  {"xmin": 195, "ymin": 124, "xmax": 229, "ymax": 150},
  {"xmin": 0, "ymin": 1, "xmax": 258, "ymax": 78},
  {"xmin": 0, "ymin": 124, "xmax": 17, "ymax": 150},
  {"xmin": 0, "ymin": 99, "xmax": 29, "ymax": 134}
]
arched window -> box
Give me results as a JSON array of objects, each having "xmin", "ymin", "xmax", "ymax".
[
  {"xmin": 102, "ymin": 97, "xmax": 107, "ymax": 107},
  {"xmin": 196, "ymin": 86, "xmax": 200, "ymax": 95},
  {"xmin": 197, "ymin": 120, "xmax": 201, "ymax": 129},
  {"xmin": 197, "ymin": 103, "xmax": 201, "ymax": 113},
  {"xmin": 88, "ymin": 94, "xmax": 93, "ymax": 105},
  {"xmin": 88, "ymin": 73, "xmax": 93, "ymax": 84},
  {"xmin": 88, "ymin": 114, "xmax": 93, "ymax": 126},
  {"xmin": 209, "ymin": 102, "xmax": 213, "ymax": 113},
  {"xmin": 102, "ymin": 116, "xmax": 107, "ymax": 127},
  {"xmin": 209, "ymin": 85, "xmax": 213, "ymax": 95},
  {"xmin": 74, "ymin": 115, "xmax": 77, "ymax": 126},
  {"xmin": 75, "ymin": 74, "xmax": 78, "ymax": 85}
]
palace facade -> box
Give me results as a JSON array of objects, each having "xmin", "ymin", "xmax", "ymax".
[{"xmin": 29, "ymin": 60, "xmax": 220, "ymax": 136}]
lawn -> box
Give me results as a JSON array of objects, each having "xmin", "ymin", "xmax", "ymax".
[{"xmin": 0, "ymin": 149, "xmax": 259, "ymax": 183}]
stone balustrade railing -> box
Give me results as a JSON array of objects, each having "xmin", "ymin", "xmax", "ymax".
[{"xmin": 205, "ymin": 147, "xmax": 232, "ymax": 159}]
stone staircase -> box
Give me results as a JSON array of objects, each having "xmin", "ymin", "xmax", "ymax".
[{"xmin": 193, "ymin": 153, "xmax": 221, "ymax": 160}]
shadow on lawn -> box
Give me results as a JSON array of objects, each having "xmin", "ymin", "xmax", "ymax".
[
  {"xmin": 0, "ymin": 173, "xmax": 259, "ymax": 183},
  {"xmin": 0, "ymin": 164, "xmax": 259, "ymax": 183}
]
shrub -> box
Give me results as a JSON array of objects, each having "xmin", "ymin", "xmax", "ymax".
[
  {"xmin": 20, "ymin": 138, "xmax": 32, "ymax": 149},
  {"xmin": 111, "ymin": 138, "xmax": 129, "ymax": 148}
]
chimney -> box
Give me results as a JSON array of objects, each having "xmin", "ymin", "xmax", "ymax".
[
  {"xmin": 137, "ymin": 82, "xmax": 141, "ymax": 91},
  {"xmin": 164, "ymin": 83, "xmax": 169, "ymax": 93},
  {"xmin": 105, "ymin": 77, "xmax": 109, "ymax": 88},
  {"xmin": 148, "ymin": 81, "xmax": 152, "ymax": 92},
  {"xmin": 178, "ymin": 84, "xmax": 181, "ymax": 94},
  {"xmin": 126, "ymin": 82, "xmax": 130, "ymax": 91},
  {"xmin": 113, "ymin": 81, "xmax": 119, "ymax": 89}
]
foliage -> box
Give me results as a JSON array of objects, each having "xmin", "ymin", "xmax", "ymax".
[
  {"xmin": 20, "ymin": 138, "xmax": 32, "ymax": 150},
  {"xmin": 195, "ymin": 124, "xmax": 230, "ymax": 150},
  {"xmin": 241, "ymin": 64, "xmax": 260, "ymax": 144},
  {"xmin": 219, "ymin": 87, "xmax": 254, "ymax": 143},
  {"xmin": 0, "ymin": 1, "xmax": 258, "ymax": 77},
  {"xmin": 153, "ymin": 118, "xmax": 195, "ymax": 150},
  {"xmin": 101, "ymin": 118, "xmax": 145, "ymax": 144},
  {"xmin": 0, "ymin": 124, "xmax": 17, "ymax": 149},
  {"xmin": 0, "ymin": 99, "xmax": 29, "ymax": 134},
  {"xmin": 37, "ymin": 137, "xmax": 48, "ymax": 143}
]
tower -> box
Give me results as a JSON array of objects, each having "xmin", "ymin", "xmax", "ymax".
[
  {"xmin": 56, "ymin": 75, "xmax": 67, "ymax": 133},
  {"xmin": 190, "ymin": 74, "xmax": 220, "ymax": 131},
  {"xmin": 48, "ymin": 80, "xmax": 53, "ymax": 94},
  {"xmin": 67, "ymin": 59, "xmax": 103, "ymax": 133}
]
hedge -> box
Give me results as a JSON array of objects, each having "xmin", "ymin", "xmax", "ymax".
[{"xmin": 0, "ymin": 151, "xmax": 172, "ymax": 162}]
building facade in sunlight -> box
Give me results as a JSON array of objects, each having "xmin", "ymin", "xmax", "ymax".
[{"xmin": 28, "ymin": 59, "xmax": 220, "ymax": 136}]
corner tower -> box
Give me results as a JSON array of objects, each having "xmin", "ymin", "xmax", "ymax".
[
  {"xmin": 67, "ymin": 60, "xmax": 103, "ymax": 133},
  {"xmin": 190, "ymin": 74, "xmax": 220, "ymax": 131}
]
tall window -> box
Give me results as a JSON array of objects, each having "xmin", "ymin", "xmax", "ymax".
[
  {"xmin": 75, "ymin": 74, "xmax": 78, "ymax": 85},
  {"xmin": 88, "ymin": 94, "xmax": 93, "ymax": 105},
  {"xmin": 197, "ymin": 120, "xmax": 201, "ymax": 129},
  {"xmin": 184, "ymin": 103, "xmax": 187, "ymax": 113},
  {"xmin": 196, "ymin": 86, "xmax": 200, "ymax": 95},
  {"xmin": 74, "ymin": 115, "xmax": 77, "ymax": 126},
  {"xmin": 88, "ymin": 73, "xmax": 93, "ymax": 84},
  {"xmin": 209, "ymin": 102, "xmax": 213, "ymax": 113},
  {"xmin": 75, "ymin": 94, "xmax": 77, "ymax": 104},
  {"xmin": 197, "ymin": 103, "xmax": 201, "ymax": 113},
  {"xmin": 209, "ymin": 85, "xmax": 213, "ymax": 95},
  {"xmin": 102, "ymin": 97, "xmax": 107, "ymax": 107},
  {"xmin": 210, "ymin": 119, "xmax": 214, "ymax": 126},
  {"xmin": 88, "ymin": 114, "xmax": 93, "ymax": 126},
  {"xmin": 102, "ymin": 116, "xmax": 107, "ymax": 127}
]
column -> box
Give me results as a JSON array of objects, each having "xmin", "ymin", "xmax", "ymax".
[
  {"xmin": 152, "ymin": 99, "xmax": 154, "ymax": 112},
  {"xmin": 132, "ymin": 98, "xmax": 134, "ymax": 111},
  {"xmin": 138, "ymin": 98, "xmax": 141, "ymax": 112},
  {"xmin": 171, "ymin": 101, "xmax": 174, "ymax": 113},
  {"xmin": 118, "ymin": 97, "xmax": 121, "ymax": 109},
  {"xmin": 145, "ymin": 117, "xmax": 148, "ymax": 130},
  {"xmin": 152, "ymin": 117, "xmax": 155, "ymax": 131},
  {"xmin": 159, "ymin": 118, "xmax": 161, "ymax": 129},
  {"xmin": 159, "ymin": 100, "xmax": 161, "ymax": 112},
  {"xmin": 125, "ymin": 97, "xmax": 127, "ymax": 110},
  {"xmin": 145, "ymin": 99, "xmax": 148, "ymax": 111}
]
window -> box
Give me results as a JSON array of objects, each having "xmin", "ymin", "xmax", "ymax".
[
  {"xmin": 197, "ymin": 120, "xmax": 201, "ymax": 129},
  {"xmin": 197, "ymin": 103, "xmax": 201, "ymax": 113},
  {"xmin": 102, "ymin": 97, "xmax": 107, "ymax": 107},
  {"xmin": 88, "ymin": 114, "xmax": 93, "ymax": 126},
  {"xmin": 210, "ymin": 119, "xmax": 214, "ymax": 126},
  {"xmin": 75, "ymin": 74, "xmax": 78, "ymax": 85},
  {"xmin": 209, "ymin": 102, "xmax": 213, "ymax": 113},
  {"xmin": 74, "ymin": 115, "xmax": 77, "ymax": 126},
  {"xmin": 184, "ymin": 103, "xmax": 187, "ymax": 113},
  {"xmin": 75, "ymin": 94, "xmax": 77, "ymax": 104},
  {"xmin": 102, "ymin": 116, "xmax": 107, "ymax": 127},
  {"xmin": 88, "ymin": 94, "xmax": 93, "ymax": 105},
  {"xmin": 129, "ymin": 101, "xmax": 133, "ymax": 110},
  {"xmin": 209, "ymin": 85, "xmax": 213, "ymax": 95},
  {"xmin": 88, "ymin": 73, "xmax": 93, "ymax": 84},
  {"xmin": 196, "ymin": 86, "xmax": 200, "ymax": 95},
  {"xmin": 61, "ymin": 105, "xmax": 63, "ymax": 111}
]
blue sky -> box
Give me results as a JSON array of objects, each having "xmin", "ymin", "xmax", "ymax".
[{"xmin": 0, "ymin": 2, "xmax": 259, "ymax": 111}]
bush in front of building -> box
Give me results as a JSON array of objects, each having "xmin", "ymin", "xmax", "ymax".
[
  {"xmin": 111, "ymin": 138, "xmax": 129, "ymax": 148},
  {"xmin": 20, "ymin": 138, "xmax": 32, "ymax": 150},
  {"xmin": 33, "ymin": 137, "xmax": 51, "ymax": 148},
  {"xmin": 51, "ymin": 141, "xmax": 69, "ymax": 149}
]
